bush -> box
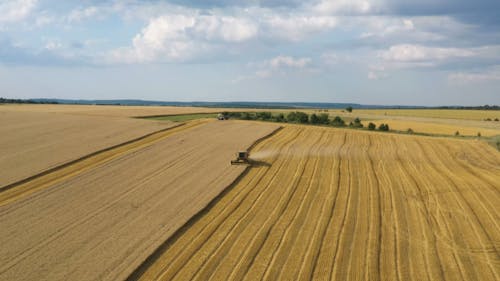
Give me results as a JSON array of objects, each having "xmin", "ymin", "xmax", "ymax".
[
  {"xmin": 407, "ymin": 128, "xmax": 414, "ymax": 134},
  {"xmin": 368, "ymin": 122, "xmax": 376, "ymax": 130},
  {"xmin": 256, "ymin": 111, "xmax": 272, "ymax": 120},
  {"xmin": 485, "ymin": 118, "xmax": 492, "ymax": 121},
  {"xmin": 241, "ymin": 112, "xmax": 255, "ymax": 120},
  {"xmin": 287, "ymin": 111, "xmax": 309, "ymax": 123},
  {"xmin": 495, "ymin": 118, "xmax": 499, "ymax": 121},
  {"xmin": 273, "ymin": 113, "xmax": 285, "ymax": 122},
  {"xmin": 309, "ymin": 113, "xmax": 320, "ymax": 124},
  {"xmin": 477, "ymin": 132, "xmax": 481, "ymax": 137},
  {"xmin": 455, "ymin": 131, "xmax": 460, "ymax": 136},
  {"xmin": 350, "ymin": 117, "xmax": 363, "ymax": 128},
  {"xmin": 317, "ymin": 113, "xmax": 330, "ymax": 124},
  {"xmin": 378, "ymin": 123, "xmax": 389, "ymax": 131},
  {"xmin": 331, "ymin": 116, "xmax": 346, "ymax": 127},
  {"xmin": 228, "ymin": 112, "xmax": 241, "ymax": 119}
]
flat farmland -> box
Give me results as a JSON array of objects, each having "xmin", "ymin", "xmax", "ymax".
[
  {"xmin": 0, "ymin": 121, "xmax": 278, "ymax": 281},
  {"xmin": 372, "ymin": 119, "xmax": 500, "ymax": 136},
  {"xmin": 0, "ymin": 104, "xmax": 244, "ymax": 118},
  {"xmin": 0, "ymin": 108, "xmax": 178, "ymax": 186},
  {"xmin": 355, "ymin": 109, "xmax": 500, "ymax": 121},
  {"xmin": 136, "ymin": 125, "xmax": 500, "ymax": 281}
]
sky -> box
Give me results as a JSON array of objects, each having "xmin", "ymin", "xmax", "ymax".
[{"xmin": 0, "ymin": 0, "xmax": 499, "ymax": 106}]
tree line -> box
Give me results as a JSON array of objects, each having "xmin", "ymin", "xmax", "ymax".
[{"xmin": 223, "ymin": 111, "xmax": 391, "ymax": 132}]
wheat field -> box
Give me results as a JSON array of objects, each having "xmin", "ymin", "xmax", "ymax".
[
  {"xmin": 0, "ymin": 121, "xmax": 278, "ymax": 281},
  {"xmin": 136, "ymin": 125, "xmax": 500, "ymax": 281}
]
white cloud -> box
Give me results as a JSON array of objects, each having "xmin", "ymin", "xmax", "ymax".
[
  {"xmin": 265, "ymin": 15, "xmax": 337, "ymax": 41},
  {"xmin": 368, "ymin": 71, "xmax": 388, "ymax": 80},
  {"xmin": 44, "ymin": 40, "xmax": 62, "ymax": 51},
  {"xmin": 109, "ymin": 13, "xmax": 258, "ymax": 63},
  {"xmin": 0, "ymin": 0, "xmax": 37, "ymax": 23},
  {"xmin": 195, "ymin": 15, "xmax": 258, "ymax": 42},
  {"xmin": 448, "ymin": 67, "xmax": 500, "ymax": 83},
  {"xmin": 67, "ymin": 6, "xmax": 100, "ymax": 23},
  {"xmin": 269, "ymin": 55, "xmax": 311, "ymax": 68},
  {"xmin": 233, "ymin": 55, "xmax": 313, "ymax": 83},
  {"xmin": 379, "ymin": 44, "xmax": 475, "ymax": 63},
  {"xmin": 312, "ymin": 0, "xmax": 374, "ymax": 14}
]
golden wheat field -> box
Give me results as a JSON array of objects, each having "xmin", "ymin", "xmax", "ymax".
[
  {"xmin": 134, "ymin": 125, "xmax": 500, "ymax": 281},
  {"xmin": 0, "ymin": 120, "xmax": 278, "ymax": 281},
  {"xmin": 0, "ymin": 106, "xmax": 175, "ymax": 186},
  {"xmin": 1, "ymin": 105, "xmax": 499, "ymax": 281},
  {"xmin": 352, "ymin": 109, "xmax": 500, "ymax": 121},
  {"xmin": 371, "ymin": 119, "xmax": 500, "ymax": 136},
  {"xmin": 289, "ymin": 108, "xmax": 500, "ymax": 137},
  {"xmin": 0, "ymin": 104, "xmax": 243, "ymax": 118}
]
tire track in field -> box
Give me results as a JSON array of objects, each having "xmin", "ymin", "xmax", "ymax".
[
  {"xmin": 409, "ymin": 139, "xmax": 470, "ymax": 281},
  {"xmin": 297, "ymin": 132, "xmax": 345, "ymax": 281},
  {"xmin": 439, "ymin": 142, "xmax": 500, "ymax": 231},
  {"xmin": 370, "ymin": 136, "xmax": 401, "ymax": 280},
  {"xmin": 258, "ymin": 131, "xmax": 329, "ymax": 280},
  {"xmin": 385, "ymin": 136, "xmax": 414, "ymax": 281},
  {"xmin": 344, "ymin": 134, "xmax": 372, "ymax": 281},
  {"xmin": 310, "ymin": 132, "xmax": 348, "ymax": 280},
  {"xmin": 421, "ymin": 140, "xmax": 499, "ymax": 280},
  {"xmin": 392, "ymin": 136, "xmax": 445, "ymax": 281},
  {"xmin": 330, "ymin": 132, "xmax": 356, "ymax": 280},
  {"xmin": 365, "ymin": 135, "xmax": 382, "ymax": 280},
  {"xmin": 415, "ymin": 140, "xmax": 488, "ymax": 280}
]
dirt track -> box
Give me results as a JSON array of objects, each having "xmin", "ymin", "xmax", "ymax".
[
  {"xmin": 136, "ymin": 125, "xmax": 500, "ymax": 281},
  {"xmin": 0, "ymin": 121, "xmax": 278, "ymax": 281}
]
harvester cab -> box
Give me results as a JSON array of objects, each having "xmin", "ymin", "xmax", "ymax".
[{"xmin": 231, "ymin": 151, "xmax": 250, "ymax": 165}]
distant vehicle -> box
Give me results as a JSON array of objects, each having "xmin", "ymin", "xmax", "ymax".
[{"xmin": 217, "ymin": 113, "xmax": 228, "ymax": 120}]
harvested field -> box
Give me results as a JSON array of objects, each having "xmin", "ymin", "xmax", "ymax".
[
  {"xmin": 372, "ymin": 119, "xmax": 500, "ymax": 136},
  {"xmin": 136, "ymin": 125, "xmax": 500, "ymax": 281},
  {"xmin": 0, "ymin": 109, "xmax": 176, "ymax": 187},
  {"xmin": 355, "ymin": 109, "xmax": 500, "ymax": 121},
  {"xmin": 0, "ymin": 104, "xmax": 244, "ymax": 118},
  {"xmin": 0, "ymin": 121, "xmax": 278, "ymax": 281}
]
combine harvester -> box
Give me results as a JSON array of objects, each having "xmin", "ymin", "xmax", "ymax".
[{"xmin": 231, "ymin": 151, "xmax": 250, "ymax": 165}]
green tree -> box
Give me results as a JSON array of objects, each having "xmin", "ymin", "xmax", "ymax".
[
  {"xmin": 346, "ymin": 106, "xmax": 353, "ymax": 113},
  {"xmin": 286, "ymin": 111, "xmax": 308, "ymax": 123},
  {"xmin": 317, "ymin": 113, "xmax": 329, "ymax": 124},
  {"xmin": 296, "ymin": 112, "xmax": 309, "ymax": 123},
  {"xmin": 351, "ymin": 117, "xmax": 363, "ymax": 128},
  {"xmin": 274, "ymin": 113, "xmax": 285, "ymax": 122},
  {"xmin": 379, "ymin": 123, "xmax": 389, "ymax": 131},
  {"xmin": 368, "ymin": 122, "xmax": 376, "ymax": 130},
  {"xmin": 331, "ymin": 116, "xmax": 346, "ymax": 127},
  {"xmin": 256, "ymin": 111, "xmax": 272, "ymax": 120},
  {"xmin": 241, "ymin": 112, "xmax": 255, "ymax": 120},
  {"xmin": 310, "ymin": 113, "xmax": 320, "ymax": 124}
]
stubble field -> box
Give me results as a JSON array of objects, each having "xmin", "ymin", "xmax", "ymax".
[
  {"xmin": 0, "ymin": 120, "xmax": 278, "ymax": 281},
  {"xmin": 1, "ymin": 104, "xmax": 499, "ymax": 281},
  {"xmin": 135, "ymin": 125, "xmax": 500, "ymax": 281}
]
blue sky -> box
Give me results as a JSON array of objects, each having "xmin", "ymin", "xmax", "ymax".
[{"xmin": 0, "ymin": 0, "xmax": 499, "ymax": 105}]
